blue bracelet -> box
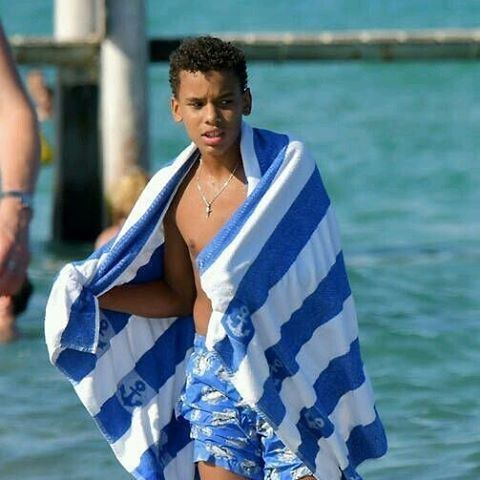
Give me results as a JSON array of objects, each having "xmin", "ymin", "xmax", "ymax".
[{"xmin": 0, "ymin": 191, "xmax": 34, "ymax": 211}]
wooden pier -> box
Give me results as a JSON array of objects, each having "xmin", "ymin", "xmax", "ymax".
[
  {"xmin": 12, "ymin": 29, "xmax": 480, "ymax": 65},
  {"xmin": 10, "ymin": 27, "xmax": 480, "ymax": 241}
]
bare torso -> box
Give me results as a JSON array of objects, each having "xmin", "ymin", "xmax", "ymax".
[{"xmin": 166, "ymin": 160, "xmax": 247, "ymax": 335}]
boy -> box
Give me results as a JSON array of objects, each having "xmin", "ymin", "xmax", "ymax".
[
  {"xmin": 99, "ymin": 36, "xmax": 316, "ymax": 480},
  {"xmin": 48, "ymin": 36, "xmax": 386, "ymax": 480}
]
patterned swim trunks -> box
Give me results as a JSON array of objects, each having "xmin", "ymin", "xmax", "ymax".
[{"xmin": 177, "ymin": 334, "xmax": 315, "ymax": 480}]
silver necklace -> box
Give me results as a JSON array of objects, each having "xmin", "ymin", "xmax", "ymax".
[{"xmin": 195, "ymin": 159, "xmax": 240, "ymax": 218}]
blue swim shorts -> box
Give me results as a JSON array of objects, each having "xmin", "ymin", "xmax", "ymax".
[{"xmin": 177, "ymin": 334, "xmax": 315, "ymax": 480}]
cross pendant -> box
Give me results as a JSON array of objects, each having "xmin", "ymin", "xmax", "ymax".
[{"xmin": 206, "ymin": 204, "xmax": 212, "ymax": 218}]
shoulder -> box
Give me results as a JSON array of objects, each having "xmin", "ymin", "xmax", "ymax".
[
  {"xmin": 246, "ymin": 126, "xmax": 295, "ymax": 175},
  {"xmin": 165, "ymin": 161, "xmax": 198, "ymax": 221},
  {"xmin": 251, "ymin": 125, "xmax": 315, "ymax": 168},
  {"xmin": 148, "ymin": 142, "xmax": 198, "ymax": 188},
  {"xmin": 251, "ymin": 125, "xmax": 308, "ymax": 153}
]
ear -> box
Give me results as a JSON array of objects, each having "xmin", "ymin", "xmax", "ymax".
[
  {"xmin": 242, "ymin": 88, "xmax": 252, "ymax": 116},
  {"xmin": 170, "ymin": 96, "xmax": 182, "ymax": 123}
]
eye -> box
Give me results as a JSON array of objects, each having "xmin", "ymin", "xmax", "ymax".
[
  {"xmin": 219, "ymin": 99, "xmax": 233, "ymax": 107},
  {"xmin": 188, "ymin": 101, "xmax": 203, "ymax": 109}
]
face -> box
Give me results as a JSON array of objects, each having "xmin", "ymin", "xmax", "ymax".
[{"xmin": 171, "ymin": 70, "xmax": 252, "ymax": 161}]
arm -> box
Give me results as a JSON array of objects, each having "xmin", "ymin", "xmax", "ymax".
[
  {"xmin": 0, "ymin": 23, "xmax": 40, "ymax": 295},
  {"xmin": 98, "ymin": 207, "xmax": 196, "ymax": 318}
]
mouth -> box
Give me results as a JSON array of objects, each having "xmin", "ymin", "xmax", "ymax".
[
  {"xmin": 202, "ymin": 129, "xmax": 224, "ymax": 139},
  {"xmin": 202, "ymin": 129, "xmax": 225, "ymax": 146}
]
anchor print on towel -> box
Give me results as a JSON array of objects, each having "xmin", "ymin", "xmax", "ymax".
[
  {"xmin": 96, "ymin": 313, "xmax": 116, "ymax": 355},
  {"xmin": 224, "ymin": 300, "xmax": 254, "ymax": 341},
  {"xmin": 120, "ymin": 380, "xmax": 146, "ymax": 407},
  {"xmin": 269, "ymin": 357, "xmax": 288, "ymax": 389},
  {"xmin": 265, "ymin": 349, "xmax": 291, "ymax": 390},
  {"xmin": 117, "ymin": 370, "xmax": 156, "ymax": 411},
  {"xmin": 304, "ymin": 409, "xmax": 325, "ymax": 432},
  {"xmin": 298, "ymin": 405, "xmax": 335, "ymax": 441}
]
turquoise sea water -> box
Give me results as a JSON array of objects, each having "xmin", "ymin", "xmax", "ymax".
[{"xmin": 0, "ymin": 2, "xmax": 479, "ymax": 479}]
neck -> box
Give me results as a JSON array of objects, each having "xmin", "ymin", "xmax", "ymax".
[{"xmin": 200, "ymin": 145, "xmax": 242, "ymax": 178}]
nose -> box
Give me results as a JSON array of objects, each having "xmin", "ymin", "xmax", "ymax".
[{"xmin": 205, "ymin": 102, "xmax": 221, "ymax": 125}]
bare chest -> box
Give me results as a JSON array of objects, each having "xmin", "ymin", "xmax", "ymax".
[{"xmin": 175, "ymin": 174, "xmax": 247, "ymax": 259}]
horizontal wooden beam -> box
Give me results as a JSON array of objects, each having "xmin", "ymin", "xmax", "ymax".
[
  {"xmin": 222, "ymin": 30, "xmax": 480, "ymax": 61},
  {"xmin": 150, "ymin": 30, "xmax": 480, "ymax": 62},
  {"xmin": 10, "ymin": 36, "xmax": 100, "ymax": 67},
  {"xmin": 10, "ymin": 29, "xmax": 480, "ymax": 66}
]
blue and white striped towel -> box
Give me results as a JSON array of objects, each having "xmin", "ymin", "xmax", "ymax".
[{"xmin": 45, "ymin": 122, "xmax": 387, "ymax": 480}]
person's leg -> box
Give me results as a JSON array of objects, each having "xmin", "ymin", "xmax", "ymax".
[
  {"xmin": 0, "ymin": 279, "xmax": 33, "ymax": 342},
  {"xmin": 0, "ymin": 295, "xmax": 18, "ymax": 342},
  {"xmin": 177, "ymin": 335, "xmax": 263, "ymax": 480},
  {"xmin": 198, "ymin": 461, "xmax": 249, "ymax": 480},
  {"xmin": 259, "ymin": 417, "xmax": 317, "ymax": 480}
]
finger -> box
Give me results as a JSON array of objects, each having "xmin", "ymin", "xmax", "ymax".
[{"xmin": 0, "ymin": 270, "xmax": 26, "ymax": 295}]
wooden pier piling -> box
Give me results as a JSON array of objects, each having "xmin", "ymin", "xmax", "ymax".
[
  {"xmin": 100, "ymin": 0, "xmax": 149, "ymax": 197},
  {"xmin": 53, "ymin": 0, "xmax": 104, "ymax": 242}
]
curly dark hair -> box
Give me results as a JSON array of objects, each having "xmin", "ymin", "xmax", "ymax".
[{"xmin": 169, "ymin": 36, "xmax": 248, "ymax": 97}]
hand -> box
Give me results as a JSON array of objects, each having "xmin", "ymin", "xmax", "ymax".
[{"xmin": 0, "ymin": 198, "xmax": 31, "ymax": 295}]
